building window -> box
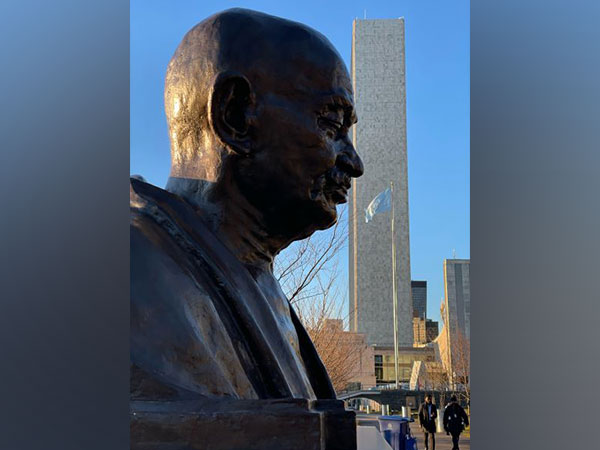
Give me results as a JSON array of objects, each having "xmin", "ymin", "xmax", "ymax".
[{"xmin": 374, "ymin": 355, "xmax": 383, "ymax": 381}]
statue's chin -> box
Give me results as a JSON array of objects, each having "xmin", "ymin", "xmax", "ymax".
[
  {"xmin": 263, "ymin": 191, "xmax": 339, "ymax": 242},
  {"xmin": 310, "ymin": 197, "xmax": 338, "ymax": 231}
]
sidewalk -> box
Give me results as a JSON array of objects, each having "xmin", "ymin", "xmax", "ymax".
[
  {"xmin": 409, "ymin": 421, "xmax": 470, "ymax": 450},
  {"xmin": 356, "ymin": 414, "xmax": 470, "ymax": 450}
]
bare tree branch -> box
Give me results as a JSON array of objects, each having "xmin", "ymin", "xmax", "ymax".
[
  {"xmin": 451, "ymin": 329, "xmax": 470, "ymax": 404},
  {"xmin": 274, "ymin": 208, "xmax": 364, "ymax": 392},
  {"xmin": 275, "ymin": 209, "xmax": 347, "ymax": 305}
]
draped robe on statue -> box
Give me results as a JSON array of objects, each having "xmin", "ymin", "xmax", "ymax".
[
  {"xmin": 129, "ymin": 178, "xmax": 355, "ymax": 449},
  {"xmin": 130, "ymin": 177, "xmax": 336, "ymax": 401}
]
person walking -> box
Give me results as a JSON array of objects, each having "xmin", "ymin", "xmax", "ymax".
[
  {"xmin": 443, "ymin": 395, "xmax": 469, "ymax": 450},
  {"xmin": 418, "ymin": 394, "xmax": 438, "ymax": 450}
]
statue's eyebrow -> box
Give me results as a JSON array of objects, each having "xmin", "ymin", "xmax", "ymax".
[
  {"xmin": 347, "ymin": 110, "xmax": 358, "ymax": 126},
  {"xmin": 325, "ymin": 95, "xmax": 357, "ymax": 126}
]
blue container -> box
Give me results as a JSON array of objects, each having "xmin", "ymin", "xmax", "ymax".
[{"xmin": 377, "ymin": 416, "xmax": 417, "ymax": 450}]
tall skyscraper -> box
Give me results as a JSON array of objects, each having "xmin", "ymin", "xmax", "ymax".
[
  {"xmin": 349, "ymin": 18, "xmax": 412, "ymax": 347},
  {"xmin": 411, "ymin": 280, "xmax": 427, "ymax": 319},
  {"xmin": 443, "ymin": 259, "xmax": 471, "ymax": 340},
  {"xmin": 439, "ymin": 259, "xmax": 470, "ymax": 384}
]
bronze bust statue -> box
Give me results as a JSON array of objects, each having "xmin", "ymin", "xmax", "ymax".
[{"xmin": 130, "ymin": 8, "xmax": 363, "ymax": 449}]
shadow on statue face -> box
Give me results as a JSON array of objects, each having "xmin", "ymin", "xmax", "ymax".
[{"xmin": 222, "ymin": 58, "xmax": 364, "ymax": 242}]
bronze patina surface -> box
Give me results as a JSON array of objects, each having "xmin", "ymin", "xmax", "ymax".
[{"xmin": 131, "ymin": 8, "xmax": 363, "ymax": 449}]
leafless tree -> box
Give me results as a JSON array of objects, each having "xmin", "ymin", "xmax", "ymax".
[
  {"xmin": 451, "ymin": 329, "xmax": 470, "ymax": 405},
  {"xmin": 274, "ymin": 208, "xmax": 364, "ymax": 392},
  {"xmin": 412, "ymin": 360, "xmax": 450, "ymax": 405},
  {"xmin": 275, "ymin": 210, "xmax": 347, "ymax": 306},
  {"xmin": 428, "ymin": 364, "xmax": 451, "ymax": 406},
  {"xmin": 297, "ymin": 285, "xmax": 363, "ymax": 392}
]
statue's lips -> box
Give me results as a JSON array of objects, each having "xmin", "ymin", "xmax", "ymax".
[
  {"xmin": 323, "ymin": 182, "xmax": 350, "ymax": 204},
  {"xmin": 330, "ymin": 185, "xmax": 348, "ymax": 203},
  {"xmin": 313, "ymin": 170, "xmax": 351, "ymax": 207}
]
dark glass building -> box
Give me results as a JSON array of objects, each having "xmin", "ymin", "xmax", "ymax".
[{"xmin": 411, "ymin": 280, "xmax": 427, "ymax": 319}]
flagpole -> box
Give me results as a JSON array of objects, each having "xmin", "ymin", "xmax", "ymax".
[{"xmin": 390, "ymin": 181, "xmax": 399, "ymax": 389}]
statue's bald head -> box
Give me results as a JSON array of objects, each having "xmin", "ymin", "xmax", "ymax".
[
  {"xmin": 165, "ymin": 8, "xmax": 346, "ymax": 181},
  {"xmin": 165, "ymin": 9, "xmax": 362, "ymax": 242}
]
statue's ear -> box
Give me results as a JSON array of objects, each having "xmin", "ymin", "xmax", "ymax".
[{"xmin": 209, "ymin": 72, "xmax": 255, "ymax": 156}]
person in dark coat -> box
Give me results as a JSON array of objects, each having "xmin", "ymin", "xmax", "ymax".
[
  {"xmin": 443, "ymin": 395, "xmax": 469, "ymax": 450},
  {"xmin": 418, "ymin": 394, "xmax": 438, "ymax": 450}
]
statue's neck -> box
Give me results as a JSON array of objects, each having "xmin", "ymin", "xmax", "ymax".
[{"xmin": 166, "ymin": 175, "xmax": 291, "ymax": 273}]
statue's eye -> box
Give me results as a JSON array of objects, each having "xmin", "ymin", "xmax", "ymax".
[{"xmin": 318, "ymin": 116, "xmax": 343, "ymax": 133}]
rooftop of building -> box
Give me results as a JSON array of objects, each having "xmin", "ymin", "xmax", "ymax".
[{"xmin": 444, "ymin": 258, "xmax": 470, "ymax": 264}]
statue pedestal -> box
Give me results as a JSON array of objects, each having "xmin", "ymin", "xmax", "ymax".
[{"xmin": 131, "ymin": 398, "xmax": 356, "ymax": 450}]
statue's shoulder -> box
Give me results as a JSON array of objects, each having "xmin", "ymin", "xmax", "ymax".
[
  {"xmin": 129, "ymin": 177, "xmax": 189, "ymax": 240},
  {"xmin": 129, "ymin": 178, "xmax": 257, "ymax": 400},
  {"xmin": 130, "ymin": 176, "xmax": 169, "ymax": 217},
  {"xmin": 129, "ymin": 175, "xmax": 147, "ymax": 206},
  {"xmin": 128, "ymin": 176, "xmax": 231, "ymax": 318},
  {"xmin": 129, "ymin": 177, "xmax": 193, "ymax": 294}
]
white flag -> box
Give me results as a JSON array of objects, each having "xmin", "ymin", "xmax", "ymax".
[{"xmin": 365, "ymin": 188, "xmax": 391, "ymax": 223}]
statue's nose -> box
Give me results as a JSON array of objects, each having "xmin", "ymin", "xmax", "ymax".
[{"xmin": 337, "ymin": 141, "xmax": 364, "ymax": 178}]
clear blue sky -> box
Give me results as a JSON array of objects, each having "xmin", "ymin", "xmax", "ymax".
[{"xmin": 130, "ymin": 0, "xmax": 470, "ymax": 326}]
